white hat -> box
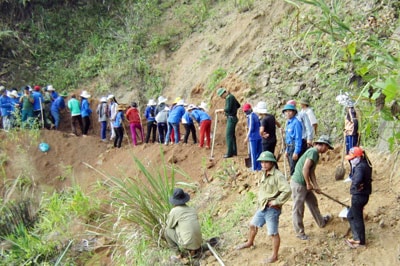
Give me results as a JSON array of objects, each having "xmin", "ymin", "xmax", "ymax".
[
  {"xmin": 100, "ymin": 96, "xmax": 107, "ymax": 102},
  {"xmin": 176, "ymin": 99, "xmax": 185, "ymax": 106},
  {"xmin": 10, "ymin": 90, "xmax": 19, "ymax": 98},
  {"xmin": 199, "ymin": 101, "xmax": 208, "ymax": 111},
  {"xmin": 47, "ymin": 85, "xmax": 55, "ymax": 91},
  {"xmin": 80, "ymin": 90, "xmax": 91, "ymax": 98},
  {"xmin": 147, "ymin": 99, "xmax": 156, "ymax": 106},
  {"xmin": 255, "ymin": 101, "xmax": 268, "ymax": 114},
  {"xmin": 107, "ymin": 94, "xmax": 114, "ymax": 100},
  {"xmin": 188, "ymin": 104, "xmax": 197, "ymax": 111},
  {"xmin": 158, "ymin": 96, "xmax": 168, "ymax": 104}
]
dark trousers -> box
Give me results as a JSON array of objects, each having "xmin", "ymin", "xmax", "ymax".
[
  {"xmin": 287, "ymin": 145, "xmax": 297, "ymax": 175},
  {"xmin": 346, "ymin": 134, "xmax": 359, "ymax": 154},
  {"xmin": 145, "ymin": 121, "xmax": 157, "ymax": 143},
  {"xmin": 71, "ymin": 115, "xmax": 83, "ymax": 136},
  {"xmin": 82, "ymin": 116, "xmax": 91, "ymax": 135},
  {"xmin": 183, "ymin": 123, "xmax": 197, "ymax": 144},
  {"xmin": 157, "ymin": 122, "xmax": 167, "ymax": 143},
  {"xmin": 262, "ymin": 140, "xmax": 277, "ymax": 154},
  {"xmin": 347, "ymin": 194, "xmax": 369, "ymax": 245},
  {"xmin": 100, "ymin": 121, "xmax": 107, "ymax": 140},
  {"xmin": 114, "ymin": 126, "xmax": 124, "ymax": 148},
  {"xmin": 226, "ymin": 116, "xmax": 238, "ymax": 156}
]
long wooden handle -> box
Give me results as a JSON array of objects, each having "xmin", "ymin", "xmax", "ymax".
[{"xmin": 210, "ymin": 113, "xmax": 218, "ymax": 159}]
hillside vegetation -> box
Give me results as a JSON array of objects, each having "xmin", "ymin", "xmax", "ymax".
[{"xmin": 0, "ymin": 0, "xmax": 399, "ymax": 265}]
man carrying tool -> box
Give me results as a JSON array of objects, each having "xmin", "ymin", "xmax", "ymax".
[
  {"xmin": 215, "ymin": 87, "xmax": 241, "ymax": 158},
  {"xmin": 290, "ymin": 135, "xmax": 334, "ymax": 240},
  {"xmin": 344, "ymin": 147, "xmax": 372, "ymax": 249},
  {"xmin": 236, "ymin": 151, "xmax": 291, "ymax": 264}
]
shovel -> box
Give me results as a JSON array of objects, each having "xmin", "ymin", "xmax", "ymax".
[
  {"xmin": 335, "ymin": 133, "xmax": 346, "ymax": 180},
  {"xmin": 210, "ymin": 113, "xmax": 218, "ymax": 161},
  {"xmin": 320, "ymin": 191, "xmax": 349, "ymax": 218}
]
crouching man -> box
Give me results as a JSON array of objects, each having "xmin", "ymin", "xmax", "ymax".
[
  {"xmin": 165, "ymin": 188, "xmax": 203, "ymax": 260},
  {"xmin": 236, "ymin": 151, "xmax": 291, "ymax": 264}
]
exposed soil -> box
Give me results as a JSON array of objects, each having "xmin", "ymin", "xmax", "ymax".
[{"xmin": 1, "ymin": 77, "xmax": 399, "ymax": 265}]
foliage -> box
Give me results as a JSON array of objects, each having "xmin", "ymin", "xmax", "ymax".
[
  {"xmin": 105, "ymin": 152, "xmax": 187, "ymax": 247},
  {"xmin": 207, "ymin": 67, "xmax": 227, "ymax": 91},
  {"xmin": 287, "ymin": 0, "xmax": 400, "ymax": 150}
]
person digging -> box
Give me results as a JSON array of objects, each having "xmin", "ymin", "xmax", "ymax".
[
  {"xmin": 236, "ymin": 151, "xmax": 291, "ymax": 264},
  {"xmin": 164, "ymin": 188, "xmax": 203, "ymax": 262}
]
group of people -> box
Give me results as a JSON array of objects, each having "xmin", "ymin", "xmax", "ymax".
[
  {"xmin": 164, "ymin": 88, "xmax": 371, "ymax": 263},
  {"xmin": 0, "ymin": 85, "xmax": 69, "ymax": 131}
]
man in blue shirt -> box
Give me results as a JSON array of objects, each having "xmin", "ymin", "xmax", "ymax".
[
  {"xmin": 283, "ymin": 104, "xmax": 303, "ymax": 175},
  {"xmin": 0, "ymin": 86, "xmax": 13, "ymax": 131},
  {"xmin": 51, "ymin": 92, "xmax": 67, "ymax": 130}
]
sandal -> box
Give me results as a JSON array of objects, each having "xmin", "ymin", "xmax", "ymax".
[{"xmin": 345, "ymin": 239, "xmax": 365, "ymax": 249}]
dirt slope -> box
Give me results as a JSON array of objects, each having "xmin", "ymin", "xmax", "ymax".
[{"xmin": 1, "ymin": 77, "xmax": 399, "ymax": 265}]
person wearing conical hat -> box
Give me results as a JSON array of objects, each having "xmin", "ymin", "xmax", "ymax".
[
  {"xmin": 96, "ymin": 97, "xmax": 109, "ymax": 141},
  {"xmin": 144, "ymin": 98, "xmax": 157, "ymax": 143},
  {"xmin": 113, "ymin": 105, "xmax": 125, "ymax": 148},
  {"xmin": 215, "ymin": 87, "xmax": 241, "ymax": 158},
  {"xmin": 188, "ymin": 104, "xmax": 212, "ymax": 149},
  {"xmin": 50, "ymin": 92, "xmax": 68, "ymax": 130},
  {"xmin": 107, "ymin": 94, "xmax": 118, "ymax": 140},
  {"xmin": 80, "ymin": 90, "xmax": 92, "ymax": 136},
  {"xmin": 165, "ymin": 188, "xmax": 202, "ymax": 260},
  {"xmin": 165, "ymin": 99, "xmax": 186, "ymax": 145},
  {"xmin": 236, "ymin": 151, "xmax": 291, "ymax": 264},
  {"xmin": 290, "ymin": 135, "xmax": 334, "ymax": 240}
]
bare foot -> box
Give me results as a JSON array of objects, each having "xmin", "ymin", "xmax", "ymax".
[
  {"xmin": 262, "ymin": 257, "xmax": 278, "ymax": 264},
  {"xmin": 235, "ymin": 242, "xmax": 254, "ymax": 250}
]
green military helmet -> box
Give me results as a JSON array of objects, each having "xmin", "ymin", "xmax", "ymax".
[
  {"xmin": 216, "ymin": 87, "xmax": 227, "ymax": 97},
  {"xmin": 257, "ymin": 151, "xmax": 277, "ymax": 162}
]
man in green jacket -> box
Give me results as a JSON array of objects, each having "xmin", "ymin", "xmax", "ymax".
[
  {"xmin": 165, "ymin": 188, "xmax": 203, "ymax": 260},
  {"xmin": 236, "ymin": 151, "xmax": 291, "ymax": 264},
  {"xmin": 215, "ymin": 87, "xmax": 241, "ymax": 158}
]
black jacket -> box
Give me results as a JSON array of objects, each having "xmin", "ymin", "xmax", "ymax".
[{"xmin": 350, "ymin": 159, "xmax": 372, "ymax": 196}]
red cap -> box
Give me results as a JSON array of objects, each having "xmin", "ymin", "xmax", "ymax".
[
  {"xmin": 287, "ymin": 100, "xmax": 296, "ymax": 106},
  {"xmin": 34, "ymin": 85, "xmax": 41, "ymax": 91},
  {"xmin": 242, "ymin": 103, "xmax": 252, "ymax": 112},
  {"xmin": 345, "ymin": 147, "xmax": 363, "ymax": 160}
]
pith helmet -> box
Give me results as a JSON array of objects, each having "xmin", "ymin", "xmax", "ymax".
[
  {"xmin": 257, "ymin": 151, "xmax": 277, "ymax": 162},
  {"xmin": 217, "ymin": 87, "xmax": 227, "ymax": 97}
]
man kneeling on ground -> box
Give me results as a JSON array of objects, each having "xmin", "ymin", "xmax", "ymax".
[
  {"xmin": 236, "ymin": 151, "xmax": 291, "ymax": 264},
  {"xmin": 165, "ymin": 188, "xmax": 203, "ymax": 260}
]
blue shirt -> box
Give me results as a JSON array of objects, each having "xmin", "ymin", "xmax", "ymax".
[
  {"xmin": 32, "ymin": 91, "xmax": 44, "ymax": 111},
  {"xmin": 113, "ymin": 111, "xmax": 124, "ymax": 127},
  {"xmin": 51, "ymin": 91, "xmax": 59, "ymax": 101},
  {"xmin": 190, "ymin": 109, "xmax": 211, "ymax": 124},
  {"xmin": 81, "ymin": 98, "xmax": 92, "ymax": 117},
  {"xmin": 0, "ymin": 95, "xmax": 13, "ymax": 116},
  {"xmin": 246, "ymin": 112, "xmax": 262, "ymax": 141},
  {"xmin": 51, "ymin": 96, "xmax": 66, "ymax": 112},
  {"xmin": 144, "ymin": 105, "xmax": 156, "ymax": 122},
  {"xmin": 182, "ymin": 111, "xmax": 193, "ymax": 125},
  {"xmin": 285, "ymin": 117, "xmax": 303, "ymax": 154},
  {"xmin": 167, "ymin": 105, "xmax": 185, "ymax": 123}
]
